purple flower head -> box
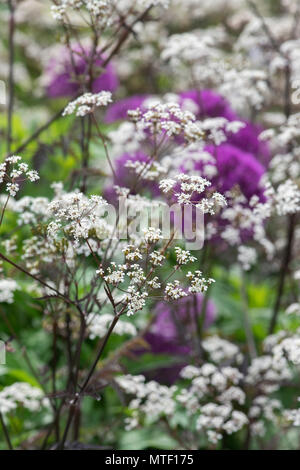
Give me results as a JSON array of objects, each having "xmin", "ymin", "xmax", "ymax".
[
  {"xmin": 105, "ymin": 95, "xmax": 147, "ymax": 123},
  {"xmin": 141, "ymin": 294, "xmax": 217, "ymax": 384},
  {"xmin": 149, "ymin": 293, "xmax": 216, "ymax": 350},
  {"xmin": 228, "ymin": 121, "xmax": 270, "ymax": 167},
  {"xmin": 45, "ymin": 45, "xmax": 119, "ymax": 98},
  {"xmin": 203, "ymin": 143, "xmax": 266, "ymax": 200},
  {"xmin": 179, "ymin": 89, "xmax": 237, "ymax": 121},
  {"xmin": 179, "ymin": 89, "xmax": 270, "ymax": 166}
]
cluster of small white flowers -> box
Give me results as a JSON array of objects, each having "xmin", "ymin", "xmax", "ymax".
[
  {"xmin": 217, "ymin": 176, "xmax": 300, "ymax": 260},
  {"xmin": 205, "ymin": 118, "xmax": 245, "ymax": 144},
  {"xmin": 272, "ymin": 336, "xmax": 300, "ymax": 365},
  {"xmin": 149, "ymin": 250, "xmax": 165, "ymax": 266},
  {"xmin": 51, "ymin": 0, "xmax": 110, "ymax": 23},
  {"xmin": 260, "ymin": 115, "xmax": 300, "ymax": 216},
  {"xmin": 0, "ymin": 382, "xmax": 50, "ymax": 415},
  {"xmin": 202, "ymin": 336, "xmax": 244, "ymax": 365},
  {"xmin": 161, "ymin": 148, "xmax": 213, "ymax": 180},
  {"xmin": 245, "ymin": 354, "xmax": 292, "ymax": 394},
  {"xmin": 212, "ymin": 192, "xmax": 228, "ymax": 207},
  {"xmin": 122, "ymin": 245, "xmax": 143, "ymax": 262},
  {"xmin": 127, "ymin": 264, "xmax": 146, "ymax": 285},
  {"xmin": 197, "ymin": 406, "xmax": 248, "ymax": 443},
  {"xmin": 87, "ymin": 313, "xmax": 137, "ymax": 339},
  {"xmin": 115, "ymin": 374, "xmax": 176, "ymax": 430},
  {"xmin": 168, "ymin": 0, "xmax": 243, "ymax": 24},
  {"xmin": 274, "ymin": 180, "xmax": 300, "ymax": 216},
  {"xmin": 125, "ymin": 159, "xmax": 167, "ymax": 181},
  {"xmin": 164, "ymin": 280, "xmax": 187, "ymax": 301},
  {"xmin": 237, "ymin": 11, "xmax": 300, "ymax": 95},
  {"xmin": 161, "ymin": 32, "xmax": 223, "ymax": 89},
  {"xmin": 126, "ymin": 194, "xmax": 163, "ymax": 217},
  {"xmin": 180, "ymin": 363, "xmax": 243, "ymax": 398},
  {"xmin": 0, "ymin": 155, "xmax": 39, "ymax": 197},
  {"xmin": 123, "ymin": 287, "xmax": 148, "ymax": 316},
  {"xmin": 186, "ymin": 270, "xmax": 215, "ymax": 294},
  {"xmin": 261, "ymin": 114, "xmax": 300, "ymax": 150},
  {"xmin": 178, "ymin": 337, "xmax": 295, "ymax": 441},
  {"xmin": 269, "ymin": 152, "xmax": 300, "ymax": 185},
  {"xmin": 183, "ymin": 117, "xmax": 244, "ymax": 146},
  {"xmin": 97, "ymin": 225, "xmax": 206, "ymax": 315},
  {"xmin": 0, "ymin": 279, "xmax": 18, "ymax": 304},
  {"xmin": 249, "ymin": 396, "xmax": 282, "ymax": 436},
  {"xmin": 52, "ymin": 0, "xmax": 169, "ymax": 25},
  {"xmin": 47, "ymin": 191, "xmax": 108, "ymax": 243},
  {"xmin": 175, "ymin": 192, "xmax": 191, "ymax": 206},
  {"xmin": 178, "ymin": 364, "xmax": 247, "ymax": 443},
  {"xmin": 128, "ymin": 102, "xmax": 199, "ymax": 143},
  {"xmin": 143, "ymin": 227, "xmax": 163, "ymax": 245},
  {"xmin": 197, "ymin": 192, "xmax": 228, "ymax": 215},
  {"xmin": 218, "ymin": 192, "xmax": 274, "ymax": 257},
  {"xmin": 50, "ymin": 3, "xmax": 68, "ymax": 21},
  {"xmin": 238, "ymin": 246, "xmax": 257, "ymax": 271},
  {"xmin": 62, "ymin": 91, "xmax": 112, "ymax": 117},
  {"xmin": 176, "ymin": 173, "xmax": 211, "ymax": 195},
  {"xmin": 102, "ymin": 263, "xmax": 127, "ymax": 286},
  {"xmin": 85, "ymin": 0, "xmax": 109, "ymax": 17},
  {"xmin": 20, "ymin": 235, "xmax": 58, "ymax": 276},
  {"xmin": 5, "ymin": 183, "xmax": 19, "ymax": 197},
  {"xmin": 147, "ymin": 276, "xmax": 161, "ymax": 289},
  {"xmin": 160, "ymin": 22, "xmax": 270, "ymax": 114},
  {"xmin": 159, "ymin": 178, "xmax": 176, "ymax": 193},
  {"xmin": 160, "ymin": 173, "xmax": 227, "ymax": 213},
  {"xmin": 115, "ymin": 327, "xmax": 300, "ymax": 443},
  {"xmin": 219, "ymin": 69, "xmax": 270, "ymax": 114},
  {"xmin": 174, "ymin": 247, "xmax": 196, "ymax": 266}
]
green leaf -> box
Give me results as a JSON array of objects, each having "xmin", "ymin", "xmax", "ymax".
[
  {"xmin": 4, "ymin": 368, "xmax": 41, "ymax": 388},
  {"xmin": 119, "ymin": 428, "xmax": 177, "ymax": 450}
]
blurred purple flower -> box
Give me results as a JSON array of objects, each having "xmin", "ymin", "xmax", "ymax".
[
  {"xmin": 148, "ymin": 293, "xmax": 216, "ymax": 351},
  {"xmin": 45, "ymin": 45, "xmax": 119, "ymax": 98},
  {"xmin": 141, "ymin": 294, "xmax": 217, "ymax": 384},
  {"xmin": 105, "ymin": 95, "xmax": 147, "ymax": 123},
  {"xmin": 202, "ymin": 143, "xmax": 265, "ymax": 200},
  {"xmin": 228, "ymin": 121, "xmax": 270, "ymax": 167},
  {"xmin": 179, "ymin": 89, "xmax": 236, "ymax": 120}
]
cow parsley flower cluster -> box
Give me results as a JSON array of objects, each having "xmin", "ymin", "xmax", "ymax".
[
  {"xmin": 47, "ymin": 191, "xmax": 108, "ymax": 242},
  {"xmin": 0, "ymin": 383, "xmax": 50, "ymax": 415},
  {"xmin": 87, "ymin": 313, "xmax": 137, "ymax": 339},
  {"xmin": 115, "ymin": 361, "xmax": 248, "ymax": 445},
  {"xmin": 115, "ymin": 375, "xmax": 176, "ymax": 431},
  {"xmin": 0, "ymin": 279, "xmax": 18, "ymax": 304},
  {"xmin": 0, "ymin": 155, "xmax": 39, "ymax": 197},
  {"xmin": 62, "ymin": 91, "xmax": 112, "ymax": 117},
  {"xmin": 51, "ymin": 0, "xmax": 169, "ymax": 23},
  {"xmin": 160, "ymin": 174, "xmax": 227, "ymax": 214}
]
